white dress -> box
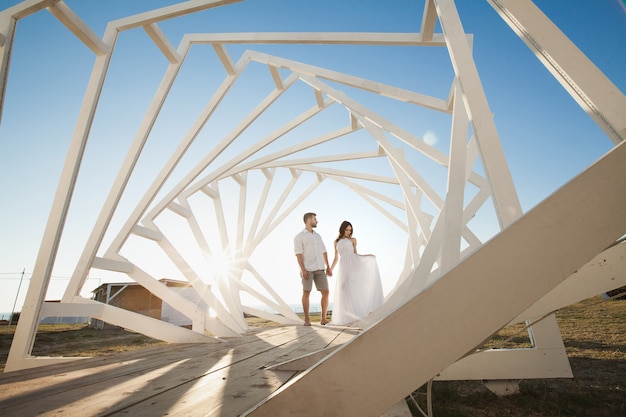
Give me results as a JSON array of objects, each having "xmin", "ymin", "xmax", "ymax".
[{"xmin": 331, "ymin": 238, "xmax": 384, "ymax": 325}]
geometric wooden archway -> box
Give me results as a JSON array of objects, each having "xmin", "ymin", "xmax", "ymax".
[{"xmin": 2, "ymin": 6, "xmax": 625, "ymax": 416}]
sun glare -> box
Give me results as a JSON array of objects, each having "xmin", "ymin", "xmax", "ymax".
[{"xmin": 207, "ymin": 252, "xmax": 234, "ymax": 281}]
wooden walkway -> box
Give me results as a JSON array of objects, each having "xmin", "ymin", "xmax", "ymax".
[{"xmin": 0, "ymin": 324, "xmax": 365, "ymax": 417}]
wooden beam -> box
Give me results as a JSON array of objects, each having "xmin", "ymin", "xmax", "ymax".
[
  {"xmin": 185, "ymin": 31, "xmax": 447, "ymax": 46},
  {"xmin": 168, "ymin": 201, "xmax": 192, "ymax": 218},
  {"xmin": 0, "ymin": 14, "xmax": 16, "ymax": 125},
  {"xmin": 143, "ymin": 22, "xmax": 180, "ymax": 63},
  {"xmin": 212, "ymin": 43, "xmax": 235, "ymax": 75},
  {"xmin": 488, "ymin": 0, "xmax": 626, "ymax": 143},
  {"xmin": 48, "ymin": 1, "xmax": 108, "ymax": 55},
  {"xmin": 509, "ymin": 241, "xmax": 626, "ymax": 324},
  {"xmin": 420, "ymin": 0, "xmax": 437, "ymax": 42},
  {"xmin": 1, "ymin": 0, "xmax": 59, "ymax": 20},
  {"xmin": 92, "ymin": 256, "xmax": 134, "ymax": 273},
  {"xmin": 109, "ymin": 0, "xmax": 243, "ymax": 32},
  {"xmin": 435, "ymin": 0, "xmax": 522, "ymax": 229},
  {"xmin": 131, "ymin": 224, "xmax": 164, "ymax": 241}
]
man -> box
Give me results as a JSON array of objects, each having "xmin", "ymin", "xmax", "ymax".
[{"xmin": 294, "ymin": 212, "xmax": 332, "ymax": 326}]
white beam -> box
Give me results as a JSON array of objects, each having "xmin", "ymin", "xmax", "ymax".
[
  {"xmin": 67, "ymin": 41, "xmax": 193, "ymax": 304},
  {"xmin": 168, "ymin": 201, "xmax": 192, "ymax": 218},
  {"xmin": 435, "ymin": 0, "xmax": 522, "ymax": 229},
  {"xmin": 0, "ymin": 13, "xmax": 16, "ymax": 124},
  {"xmin": 143, "ymin": 22, "xmax": 180, "ymax": 63},
  {"xmin": 109, "ymin": 0, "xmax": 243, "ymax": 32},
  {"xmin": 212, "ymin": 43, "xmax": 235, "ymax": 75},
  {"xmin": 6, "ymin": 26, "xmax": 119, "ymax": 373},
  {"xmin": 488, "ymin": 0, "xmax": 626, "ymax": 143},
  {"xmin": 510, "ymin": 241, "xmax": 626, "ymax": 324},
  {"xmin": 1, "ymin": 0, "xmax": 59, "ymax": 20},
  {"xmin": 182, "ymin": 89, "xmax": 327, "ymax": 197},
  {"xmin": 247, "ymin": 50, "xmax": 450, "ymax": 113},
  {"xmin": 91, "ymin": 256, "xmax": 134, "ymax": 273},
  {"xmin": 145, "ymin": 72, "xmax": 299, "ymax": 221},
  {"xmin": 48, "ymin": 1, "xmax": 108, "ymax": 55},
  {"xmin": 440, "ymin": 81, "xmax": 469, "ymax": 273},
  {"xmin": 420, "ymin": 0, "xmax": 437, "ymax": 42},
  {"xmin": 131, "ymin": 224, "xmax": 164, "ymax": 241},
  {"xmin": 185, "ymin": 31, "xmax": 447, "ymax": 46},
  {"xmin": 104, "ymin": 55, "xmax": 251, "ymax": 259}
]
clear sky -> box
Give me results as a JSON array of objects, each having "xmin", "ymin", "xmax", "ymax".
[{"xmin": 1, "ymin": 0, "xmax": 625, "ymax": 315}]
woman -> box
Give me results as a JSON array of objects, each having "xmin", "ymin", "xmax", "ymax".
[{"xmin": 329, "ymin": 220, "xmax": 384, "ymax": 325}]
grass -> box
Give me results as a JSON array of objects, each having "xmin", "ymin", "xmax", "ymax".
[{"xmin": 0, "ymin": 298, "xmax": 624, "ymax": 416}]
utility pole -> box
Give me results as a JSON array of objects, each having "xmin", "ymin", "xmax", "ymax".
[{"xmin": 8, "ymin": 268, "xmax": 26, "ymax": 328}]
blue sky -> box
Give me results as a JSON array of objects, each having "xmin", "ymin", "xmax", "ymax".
[{"xmin": 1, "ymin": 0, "xmax": 625, "ymax": 314}]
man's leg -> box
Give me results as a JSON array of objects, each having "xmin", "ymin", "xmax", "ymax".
[
  {"xmin": 302, "ymin": 290, "xmax": 312, "ymax": 326},
  {"xmin": 320, "ymin": 289, "xmax": 329, "ymax": 325}
]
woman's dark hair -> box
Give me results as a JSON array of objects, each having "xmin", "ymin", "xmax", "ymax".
[{"xmin": 335, "ymin": 220, "xmax": 353, "ymax": 242}]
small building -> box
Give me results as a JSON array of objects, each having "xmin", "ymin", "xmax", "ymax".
[{"xmin": 90, "ymin": 279, "xmax": 206, "ymax": 329}]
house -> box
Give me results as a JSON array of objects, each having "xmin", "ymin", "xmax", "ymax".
[{"xmin": 90, "ymin": 279, "xmax": 206, "ymax": 329}]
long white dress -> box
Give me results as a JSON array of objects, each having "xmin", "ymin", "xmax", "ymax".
[{"xmin": 331, "ymin": 238, "xmax": 384, "ymax": 325}]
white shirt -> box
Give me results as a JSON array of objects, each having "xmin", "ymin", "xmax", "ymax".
[{"xmin": 294, "ymin": 229, "xmax": 327, "ymax": 271}]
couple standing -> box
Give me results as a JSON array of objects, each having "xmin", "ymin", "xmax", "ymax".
[{"xmin": 293, "ymin": 212, "xmax": 384, "ymax": 326}]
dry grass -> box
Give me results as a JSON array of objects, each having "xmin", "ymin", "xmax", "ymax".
[{"xmin": 1, "ymin": 299, "xmax": 624, "ymax": 416}]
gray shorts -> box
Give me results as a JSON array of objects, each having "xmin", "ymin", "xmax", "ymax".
[{"xmin": 302, "ymin": 269, "xmax": 329, "ymax": 291}]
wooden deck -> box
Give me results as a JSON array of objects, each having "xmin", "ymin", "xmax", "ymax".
[{"xmin": 0, "ymin": 324, "xmax": 366, "ymax": 417}]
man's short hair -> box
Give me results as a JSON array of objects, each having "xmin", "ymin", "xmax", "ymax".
[{"xmin": 303, "ymin": 212, "xmax": 316, "ymax": 223}]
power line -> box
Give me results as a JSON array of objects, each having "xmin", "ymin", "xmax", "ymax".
[{"xmin": 0, "ymin": 273, "xmax": 102, "ymax": 280}]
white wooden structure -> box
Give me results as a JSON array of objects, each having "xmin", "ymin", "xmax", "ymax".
[{"xmin": 1, "ymin": 0, "xmax": 625, "ymax": 414}]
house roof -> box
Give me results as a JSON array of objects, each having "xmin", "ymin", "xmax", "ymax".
[{"xmin": 91, "ymin": 278, "xmax": 190, "ymax": 293}]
